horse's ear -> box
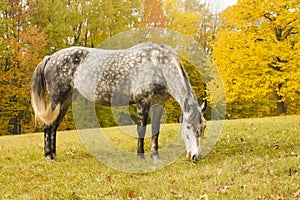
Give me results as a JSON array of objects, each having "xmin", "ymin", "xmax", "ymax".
[{"xmin": 199, "ymin": 99, "xmax": 207, "ymax": 113}]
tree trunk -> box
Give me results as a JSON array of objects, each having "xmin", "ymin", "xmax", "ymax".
[
  {"xmin": 9, "ymin": 117, "xmax": 22, "ymax": 135},
  {"xmin": 276, "ymin": 99, "xmax": 286, "ymax": 116},
  {"xmin": 276, "ymin": 83, "xmax": 286, "ymax": 115}
]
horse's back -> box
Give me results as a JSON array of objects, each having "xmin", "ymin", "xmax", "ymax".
[{"xmin": 43, "ymin": 43, "xmax": 182, "ymax": 104}]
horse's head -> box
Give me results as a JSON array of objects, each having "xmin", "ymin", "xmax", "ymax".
[{"xmin": 182, "ymin": 99, "xmax": 207, "ymax": 161}]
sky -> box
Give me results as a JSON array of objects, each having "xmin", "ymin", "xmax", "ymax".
[{"xmin": 202, "ymin": 0, "xmax": 238, "ymax": 13}]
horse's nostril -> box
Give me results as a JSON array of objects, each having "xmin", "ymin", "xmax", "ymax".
[
  {"xmin": 192, "ymin": 155, "xmax": 197, "ymax": 160},
  {"xmin": 191, "ymin": 153, "xmax": 202, "ymax": 162}
]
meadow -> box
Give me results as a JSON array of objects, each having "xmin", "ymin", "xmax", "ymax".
[{"xmin": 0, "ymin": 116, "xmax": 299, "ymax": 199}]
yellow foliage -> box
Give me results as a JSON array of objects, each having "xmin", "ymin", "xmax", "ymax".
[{"xmin": 213, "ymin": 0, "xmax": 300, "ymax": 118}]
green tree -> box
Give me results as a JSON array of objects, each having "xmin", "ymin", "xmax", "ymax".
[
  {"xmin": 26, "ymin": 0, "xmax": 143, "ymax": 131},
  {"xmin": 28, "ymin": 0, "xmax": 140, "ymax": 50},
  {"xmin": 213, "ymin": 0, "xmax": 300, "ymax": 118}
]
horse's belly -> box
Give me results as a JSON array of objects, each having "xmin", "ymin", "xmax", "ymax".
[{"xmin": 92, "ymin": 84, "xmax": 170, "ymax": 107}]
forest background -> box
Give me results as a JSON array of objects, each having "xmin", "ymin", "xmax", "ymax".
[{"xmin": 0, "ymin": 0, "xmax": 299, "ymax": 135}]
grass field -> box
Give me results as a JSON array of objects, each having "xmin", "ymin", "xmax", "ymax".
[{"xmin": 0, "ymin": 116, "xmax": 299, "ymax": 199}]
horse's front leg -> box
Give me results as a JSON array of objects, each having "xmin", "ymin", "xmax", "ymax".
[
  {"xmin": 137, "ymin": 126, "xmax": 146, "ymax": 159},
  {"xmin": 150, "ymin": 105, "xmax": 164, "ymax": 161},
  {"xmin": 136, "ymin": 102, "xmax": 150, "ymax": 159},
  {"xmin": 151, "ymin": 134, "xmax": 159, "ymax": 161}
]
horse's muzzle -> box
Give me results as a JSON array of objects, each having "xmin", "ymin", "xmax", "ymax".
[{"xmin": 187, "ymin": 151, "xmax": 203, "ymax": 162}]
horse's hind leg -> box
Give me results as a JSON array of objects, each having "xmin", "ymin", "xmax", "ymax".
[
  {"xmin": 49, "ymin": 117, "xmax": 60, "ymax": 158},
  {"xmin": 44, "ymin": 126, "xmax": 53, "ymax": 160},
  {"xmin": 44, "ymin": 119, "xmax": 60, "ymax": 160},
  {"xmin": 136, "ymin": 102, "xmax": 150, "ymax": 159},
  {"xmin": 150, "ymin": 104, "xmax": 164, "ymax": 161},
  {"xmin": 44, "ymin": 99, "xmax": 71, "ymax": 160},
  {"xmin": 44, "ymin": 121, "xmax": 59, "ymax": 160}
]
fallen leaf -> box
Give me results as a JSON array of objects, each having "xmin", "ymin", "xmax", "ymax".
[
  {"xmin": 244, "ymin": 148, "xmax": 252, "ymax": 153},
  {"xmin": 270, "ymin": 194, "xmax": 285, "ymax": 200},
  {"xmin": 66, "ymin": 151, "xmax": 74, "ymax": 156},
  {"xmin": 106, "ymin": 176, "xmax": 112, "ymax": 182},
  {"xmin": 264, "ymin": 169, "xmax": 276, "ymax": 176},
  {"xmin": 269, "ymin": 170, "xmax": 275, "ymax": 176},
  {"xmin": 251, "ymin": 184, "xmax": 259, "ymax": 192},
  {"xmin": 130, "ymin": 174, "xmax": 140, "ymax": 179},
  {"xmin": 5, "ymin": 157, "xmax": 12, "ymax": 160},
  {"xmin": 217, "ymin": 168, "xmax": 223, "ymax": 175},
  {"xmin": 136, "ymin": 197, "xmax": 147, "ymax": 200},
  {"xmin": 217, "ymin": 186, "xmax": 229, "ymax": 194},
  {"xmin": 227, "ymin": 134, "xmax": 230, "ymax": 143},
  {"xmin": 200, "ymin": 194, "xmax": 209, "ymax": 200},
  {"xmin": 218, "ymin": 188, "xmax": 227, "ymax": 194},
  {"xmin": 291, "ymin": 152, "xmax": 297, "ymax": 157},
  {"xmin": 125, "ymin": 190, "xmax": 134, "ymax": 198},
  {"xmin": 243, "ymin": 167, "xmax": 250, "ymax": 174},
  {"xmin": 97, "ymin": 193, "xmax": 105, "ymax": 197},
  {"xmin": 287, "ymin": 168, "xmax": 299, "ymax": 177},
  {"xmin": 294, "ymin": 189, "xmax": 300, "ymax": 198},
  {"xmin": 240, "ymin": 185, "xmax": 247, "ymax": 190},
  {"xmin": 170, "ymin": 191, "xmax": 183, "ymax": 199}
]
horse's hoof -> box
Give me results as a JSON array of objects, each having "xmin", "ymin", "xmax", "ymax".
[
  {"xmin": 151, "ymin": 151, "xmax": 160, "ymax": 162},
  {"xmin": 152, "ymin": 157, "xmax": 161, "ymax": 164},
  {"xmin": 45, "ymin": 153, "xmax": 56, "ymax": 161},
  {"xmin": 137, "ymin": 153, "xmax": 145, "ymax": 159}
]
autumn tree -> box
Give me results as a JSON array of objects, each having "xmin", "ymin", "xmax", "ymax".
[
  {"xmin": 162, "ymin": 0, "xmax": 224, "ymax": 120},
  {"xmin": 163, "ymin": 0, "xmax": 218, "ymax": 55},
  {"xmin": 141, "ymin": 0, "xmax": 166, "ymax": 28},
  {"xmin": 213, "ymin": 0, "xmax": 300, "ymax": 118},
  {"xmin": 0, "ymin": 0, "xmax": 24, "ymax": 135},
  {"xmin": 0, "ymin": 0, "xmax": 46, "ymax": 135},
  {"xmin": 0, "ymin": 0, "xmax": 221, "ymax": 134},
  {"xmin": 164, "ymin": 0, "xmax": 202, "ymax": 36}
]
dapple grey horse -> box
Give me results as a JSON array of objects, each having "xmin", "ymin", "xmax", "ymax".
[{"xmin": 31, "ymin": 42, "xmax": 207, "ymax": 161}]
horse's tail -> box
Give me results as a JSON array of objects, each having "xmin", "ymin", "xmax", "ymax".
[{"xmin": 31, "ymin": 56, "xmax": 61, "ymax": 126}]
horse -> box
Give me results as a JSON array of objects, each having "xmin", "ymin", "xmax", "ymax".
[{"xmin": 31, "ymin": 42, "xmax": 207, "ymax": 162}]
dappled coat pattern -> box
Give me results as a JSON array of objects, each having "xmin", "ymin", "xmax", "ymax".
[{"xmin": 31, "ymin": 43, "xmax": 206, "ymax": 161}]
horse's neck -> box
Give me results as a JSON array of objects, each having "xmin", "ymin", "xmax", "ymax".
[{"xmin": 165, "ymin": 73, "xmax": 198, "ymax": 114}]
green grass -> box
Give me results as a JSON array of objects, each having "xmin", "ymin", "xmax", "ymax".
[{"xmin": 0, "ymin": 116, "xmax": 299, "ymax": 199}]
